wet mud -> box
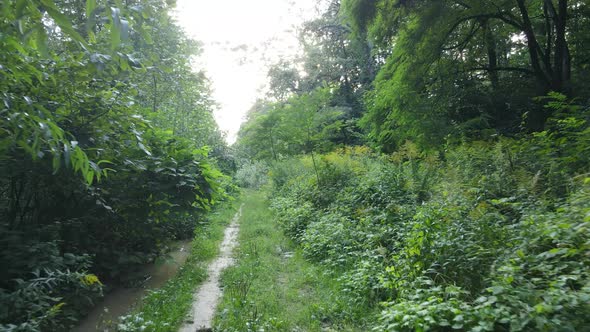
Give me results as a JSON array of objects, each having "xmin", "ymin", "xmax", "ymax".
[{"xmin": 179, "ymin": 205, "xmax": 242, "ymax": 332}]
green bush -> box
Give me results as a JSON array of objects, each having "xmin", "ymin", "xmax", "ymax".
[
  {"xmin": 375, "ymin": 182, "xmax": 590, "ymax": 331},
  {"xmin": 271, "ymin": 196, "xmax": 316, "ymax": 243},
  {"xmin": 0, "ymin": 235, "xmax": 103, "ymax": 331},
  {"xmin": 266, "ymin": 124, "xmax": 590, "ymax": 330}
]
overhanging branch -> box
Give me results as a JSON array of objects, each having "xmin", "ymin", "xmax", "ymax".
[{"xmin": 468, "ymin": 66, "xmax": 535, "ymax": 74}]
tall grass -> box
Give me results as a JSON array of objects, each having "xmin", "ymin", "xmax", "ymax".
[{"xmin": 268, "ymin": 139, "xmax": 590, "ymax": 331}]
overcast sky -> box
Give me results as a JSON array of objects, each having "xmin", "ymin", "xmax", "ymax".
[{"xmin": 174, "ymin": 0, "xmax": 319, "ymax": 144}]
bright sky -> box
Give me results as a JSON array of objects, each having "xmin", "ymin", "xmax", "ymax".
[{"xmin": 174, "ymin": 0, "xmax": 319, "ymax": 144}]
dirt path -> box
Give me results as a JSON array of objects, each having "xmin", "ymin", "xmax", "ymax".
[
  {"xmin": 73, "ymin": 241, "xmax": 192, "ymax": 331},
  {"xmin": 179, "ymin": 205, "xmax": 243, "ymax": 332}
]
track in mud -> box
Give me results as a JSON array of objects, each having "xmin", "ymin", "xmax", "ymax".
[{"xmin": 179, "ymin": 205, "xmax": 242, "ymax": 332}]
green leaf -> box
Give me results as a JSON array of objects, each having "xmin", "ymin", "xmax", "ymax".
[
  {"xmin": 85, "ymin": 0, "xmax": 96, "ymax": 18},
  {"xmin": 489, "ymin": 285, "xmax": 504, "ymax": 295},
  {"xmin": 120, "ymin": 19, "xmax": 129, "ymax": 41},
  {"xmin": 34, "ymin": 26, "xmax": 48, "ymax": 57},
  {"xmin": 7, "ymin": 36, "xmax": 28, "ymax": 55},
  {"xmin": 85, "ymin": 170, "xmax": 94, "ymax": 185},
  {"xmin": 52, "ymin": 154, "xmax": 61, "ymax": 173},
  {"xmin": 85, "ymin": 0, "xmax": 98, "ymax": 39},
  {"xmin": 110, "ymin": 7, "xmax": 121, "ymax": 49},
  {"xmin": 40, "ymin": 0, "xmax": 88, "ymax": 47},
  {"xmin": 138, "ymin": 142, "xmax": 152, "ymax": 156},
  {"xmin": 16, "ymin": 0, "xmax": 28, "ymax": 18}
]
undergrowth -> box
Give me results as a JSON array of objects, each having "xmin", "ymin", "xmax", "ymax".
[{"xmin": 267, "ymin": 108, "xmax": 590, "ymax": 331}]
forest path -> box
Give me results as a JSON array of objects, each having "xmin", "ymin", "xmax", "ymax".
[
  {"xmin": 210, "ymin": 189, "xmax": 365, "ymax": 331},
  {"xmin": 179, "ymin": 205, "xmax": 243, "ymax": 332}
]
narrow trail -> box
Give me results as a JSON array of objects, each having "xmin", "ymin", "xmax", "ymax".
[{"xmin": 179, "ymin": 204, "xmax": 243, "ymax": 332}]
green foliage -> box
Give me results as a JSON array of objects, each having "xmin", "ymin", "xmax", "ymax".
[
  {"xmin": 376, "ymin": 184, "xmax": 590, "ymax": 331},
  {"xmin": 266, "ymin": 119, "xmax": 590, "ymax": 330},
  {"xmin": 530, "ymin": 92, "xmax": 590, "ymax": 175},
  {"xmin": 235, "ymin": 160, "xmax": 269, "ymax": 189},
  {"xmin": 0, "ymin": 0, "xmax": 234, "ymax": 329},
  {"xmin": 236, "ymin": 86, "xmax": 350, "ymax": 161},
  {"xmin": 0, "ymin": 236, "xmax": 103, "ymax": 331},
  {"xmin": 343, "ymin": 0, "xmax": 590, "ymax": 151}
]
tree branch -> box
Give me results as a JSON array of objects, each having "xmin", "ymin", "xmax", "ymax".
[
  {"xmin": 441, "ymin": 21, "xmax": 481, "ymax": 51},
  {"xmin": 467, "ymin": 66, "xmax": 535, "ymax": 74}
]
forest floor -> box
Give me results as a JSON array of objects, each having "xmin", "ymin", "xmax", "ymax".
[{"xmin": 211, "ymin": 189, "xmax": 368, "ymax": 332}]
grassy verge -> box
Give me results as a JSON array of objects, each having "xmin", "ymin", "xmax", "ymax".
[
  {"xmin": 214, "ymin": 189, "xmax": 371, "ymax": 331},
  {"xmin": 117, "ymin": 196, "xmax": 242, "ymax": 332}
]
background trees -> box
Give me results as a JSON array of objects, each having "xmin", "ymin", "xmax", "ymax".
[{"xmin": 237, "ymin": 0, "xmax": 590, "ymax": 155}]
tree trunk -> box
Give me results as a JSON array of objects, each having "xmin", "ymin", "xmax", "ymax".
[
  {"xmin": 516, "ymin": 0, "xmax": 552, "ymax": 90},
  {"xmin": 483, "ymin": 20, "xmax": 499, "ymax": 89},
  {"xmin": 552, "ymin": 0, "xmax": 571, "ymax": 93}
]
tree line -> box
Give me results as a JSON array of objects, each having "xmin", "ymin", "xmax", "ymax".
[{"xmin": 237, "ymin": 0, "xmax": 589, "ymax": 156}]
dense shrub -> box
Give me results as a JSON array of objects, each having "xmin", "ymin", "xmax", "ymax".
[
  {"xmin": 268, "ymin": 117, "xmax": 590, "ymax": 330},
  {"xmin": 376, "ymin": 184, "xmax": 590, "ymax": 331},
  {"xmin": 0, "ymin": 233, "xmax": 103, "ymax": 331},
  {"xmin": 0, "ymin": 128, "xmax": 231, "ymax": 329}
]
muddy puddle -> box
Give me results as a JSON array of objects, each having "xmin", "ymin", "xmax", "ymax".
[
  {"xmin": 180, "ymin": 205, "xmax": 242, "ymax": 332},
  {"xmin": 73, "ymin": 241, "xmax": 192, "ymax": 331}
]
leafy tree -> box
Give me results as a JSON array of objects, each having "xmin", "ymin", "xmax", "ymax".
[
  {"xmin": 342, "ymin": 0, "xmax": 590, "ymax": 150},
  {"xmin": 0, "ymin": 0, "xmax": 232, "ymax": 329},
  {"xmin": 236, "ymin": 87, "xmax": 344, "ymax": 162},
  {"xmin": 262, "ymin": 0, "xmax": 374, "ymax": 150}
]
